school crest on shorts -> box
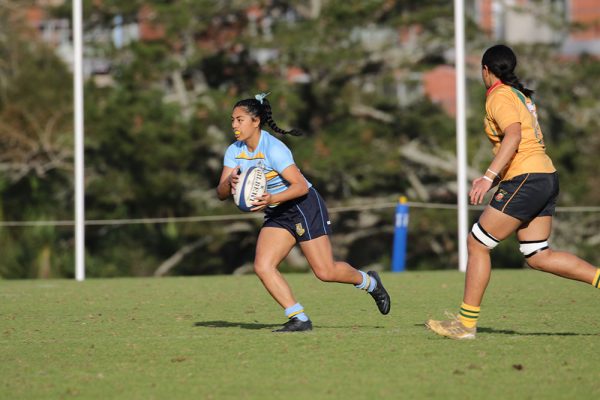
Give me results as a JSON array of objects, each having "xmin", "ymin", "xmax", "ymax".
[
  {"xmin": 495, "ymin": 189, "xmax": 508, "ymax": 202},
  {"xmin": 295, "ymin": 223, "xmax": 305, "ymax": 237}
]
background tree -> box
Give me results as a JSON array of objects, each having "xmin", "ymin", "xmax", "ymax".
[
  {"xmin": 1, "ymin": 0, "xmax": 599, "ymax": 278},
  {"xmin": 0, "ymin": 2, "xmax": 75, "ymax": 278}
]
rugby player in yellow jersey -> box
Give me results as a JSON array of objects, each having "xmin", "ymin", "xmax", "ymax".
[{"xmin": 426, "ymin": 45, "xmax": 600, "ymax": 339}]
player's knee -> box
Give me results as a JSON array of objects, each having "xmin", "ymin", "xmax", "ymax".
[
  {"xmin": 470, "ymin": 222, "xmax": 499, "ymax": 252},
  {"xmin": 253, "ymin": 261, "xmax": 273, "ymax": 278},
  {"xmin": 523, "ymin": 247, "xmax": 552, "ymax": 271},
  {"xmin": 519, "ymin": 240, "xmax": 550, "ymax": 270},
  {"xmin": 468, "ymin": 232, "xmax": 493, "ymax": 255},
  {"xmin": 525, "ymin": 253, "xmax": 549, "ymax": 271},
  {"xmin": 467, "ymin": 234, "xmax": 486, "ymax": 253},
  {"xmin": 313, "ymin": 266, "xmax": 335, "ymax": 282}
]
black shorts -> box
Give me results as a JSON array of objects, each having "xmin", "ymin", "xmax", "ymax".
[
  {"xmin": 489, "ymin": 172, "xmax": 559, "ymax": 222},
  {"xmin": 263, "ymin": 187, "xmax": 332, "ymax": 242}
]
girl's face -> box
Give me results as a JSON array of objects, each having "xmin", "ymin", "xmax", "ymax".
[{"xmin": 231, "ymin": 106, "xmax": 260, "ymax": 141}]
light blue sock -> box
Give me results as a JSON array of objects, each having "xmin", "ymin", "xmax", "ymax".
[
  {"xmin": 285, "ymin": 303, "xmax": 309, "ymax": 322},
  {"xmin": 355, "ymin": 271, "xmax": 377, "ymax": 293}
]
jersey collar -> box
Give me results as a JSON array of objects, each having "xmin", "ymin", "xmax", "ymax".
[{"xmin": 486, "ymin": 80, "xmax": 503, "ymax": 97}]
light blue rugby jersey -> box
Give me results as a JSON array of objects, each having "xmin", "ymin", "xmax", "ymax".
[{"xmin": 223, "ymin": 130, "xmax": 312, "ymax": 195}]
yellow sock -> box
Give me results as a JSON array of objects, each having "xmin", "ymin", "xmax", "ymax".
[
  {"xmin": 458, "ymin": 302, "xmax": 480, "ymax": 328},
  {"xmin": 593, "ymin": 269, "xmax": 600, "ymax": 289}
]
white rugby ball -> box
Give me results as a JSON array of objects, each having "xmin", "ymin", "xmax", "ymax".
[{"xmin": 233, "ymin": 166, "xmax": 267, "ymax": 212}]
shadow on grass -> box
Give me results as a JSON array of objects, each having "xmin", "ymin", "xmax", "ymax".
[
  {"xmin": 316, "ymin": 325, "xmax": 386, "ymax": 329},
  {"xmin": 195, "ymin": 321, "xmax": 385, "ymax": 330},
  {"xmin": 194, "ymin": 321, "xmax": 280, "ymax": 330},
  {"xmin": 477, "ymin": 327, "xmax": 598, "ymax": 337},
  {"xmin": 417, "ymin": 323, "xmax": 598, "ymax": 337}
]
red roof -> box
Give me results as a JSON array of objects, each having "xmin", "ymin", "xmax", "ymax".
[{"xmin": 423, "ymin": 66, "xmax": 456, "ymax": 116}]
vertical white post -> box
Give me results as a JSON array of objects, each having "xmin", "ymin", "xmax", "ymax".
[
  {"xmin": 73, "ymin": 0, "xmax": 85, "ymax": 281},
  {"xmin": 454, "ymin": 0, "xmax": 468, "ymax": 272}
]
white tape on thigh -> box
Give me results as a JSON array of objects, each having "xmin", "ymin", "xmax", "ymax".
[
  {"xmin": 471, "ymin": 223, "xmax": 499, "ymax": 249},
  {"xmin": 519, "ymin": 240, "xmax": 549, "ymax": 258}
]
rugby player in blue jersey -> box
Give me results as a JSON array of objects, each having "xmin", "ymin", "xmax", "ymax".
[{"xmin": 216, "ymin": 93, "xmax": 390, "ymax": 332}]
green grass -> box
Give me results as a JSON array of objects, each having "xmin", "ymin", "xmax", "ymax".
[{"xmin": 1, "ymin": 270, "xmax": 599, "ymax": 400}]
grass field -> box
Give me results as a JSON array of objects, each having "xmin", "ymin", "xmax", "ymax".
[{"xmin": 1, "ymin": 270, "xmax": 599, "ymax": 400}]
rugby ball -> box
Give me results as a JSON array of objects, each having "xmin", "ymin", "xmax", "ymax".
[{"xmin": 233, "ymin": 166, "xmax": 267, "ymax": 212}]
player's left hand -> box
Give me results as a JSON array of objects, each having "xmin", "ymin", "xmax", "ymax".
[
  {"xmin": 250, "ymin": 193, "xmax": 271, "ymax": 212},
  {"xmin": 469, "ymin": 177, "xmax": 493, "ymax": 205}
]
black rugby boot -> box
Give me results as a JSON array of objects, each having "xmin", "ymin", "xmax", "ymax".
[
  {"xmin": 273, "ymin": 317, "xmax": 313, "ymax": 333},
  {"xmin": 367, "ymin": 271, "xmax": 391, "ymax": 315}
]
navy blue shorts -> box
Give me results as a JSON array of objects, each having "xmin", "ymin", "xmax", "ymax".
[
  {"xmin": 263, "ymin": 187, "xmax": 332, "ymax": 242},
  {"xmin": 489, "ymin": 172, "xmax": 559, "ymax": 222}
]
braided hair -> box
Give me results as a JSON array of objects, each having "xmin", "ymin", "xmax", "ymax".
[
  {"xmin": 482, "ymin": 44, "xmax": 534, "ymax": 98},
  {"xmin": 233, "ymin": 95, "xmax": 302, "ymax": 137}
]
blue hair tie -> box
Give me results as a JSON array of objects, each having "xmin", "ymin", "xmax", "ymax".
[{"xmin": 254, "ymin": 92, "xmax": 271, "ymax": 104}]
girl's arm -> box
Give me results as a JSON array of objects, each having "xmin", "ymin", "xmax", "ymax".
[
  {"xmin": 250, "ymin": 164, "xmax": 309, "ymax": 211},
  {"xmin": 216, "ymin": 166, "xmax": 239, "ymax": 201},
  {"xmin": 470, "ymin": 122, "xmax": 521, "ymax": 205}
]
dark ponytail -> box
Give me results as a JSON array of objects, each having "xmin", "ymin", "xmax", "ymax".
[
  {"xmin": 482, "ymin": 44, "xmax": 534, "ymax": 98},
  {"xmin": 233, "ymin": 94, "xmax": 303, "ymax": 137}
]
